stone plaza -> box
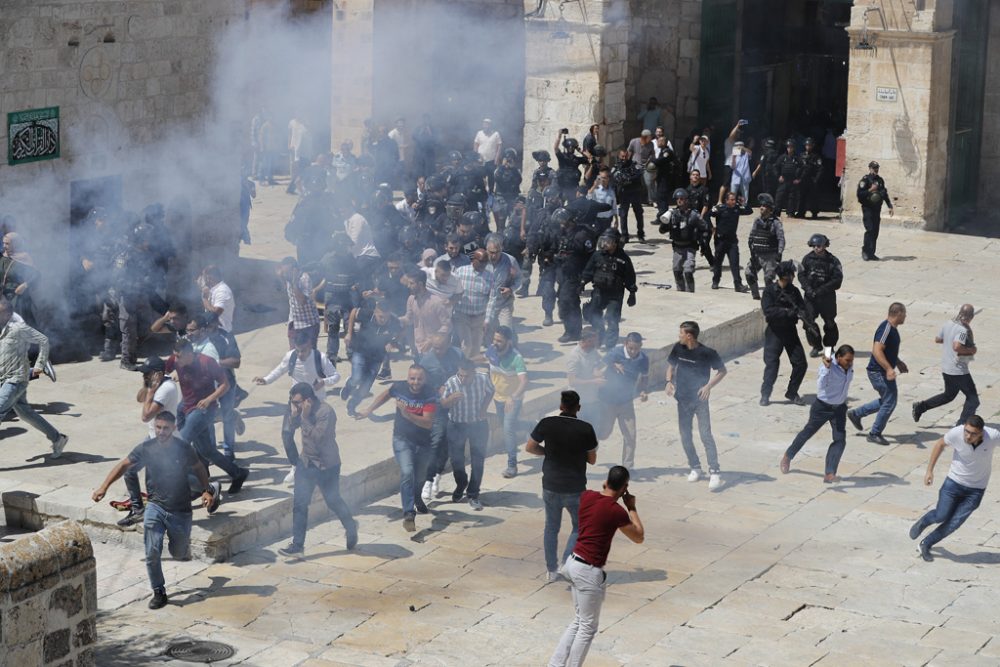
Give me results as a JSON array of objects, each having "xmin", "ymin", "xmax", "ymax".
[{"xmin": 3, "ymin": 183, "xmax": 1000, "ymax": 665}]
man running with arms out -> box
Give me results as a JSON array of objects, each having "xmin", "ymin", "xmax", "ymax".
[
  {"xmin": 910, "ymin": 415, "xmax": 999, "ymax": 562},
  {"xmin": 548, "ymin": 465, "xmax": 644, "ymax": 667},
  {"xmin": 92, "ymin": 412, "xmax": 218, "ymax": 609},
  {"xmin": 912, "ymin": 304, "xmax": 979, "ymax": 427}
]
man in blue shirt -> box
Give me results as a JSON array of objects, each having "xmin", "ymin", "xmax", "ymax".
[
  {"xmin": 849, "ymin": 303, "xmax": 909, "ymax": 445},
  {"xmin": 595, "ymin": 333, "xmax": 649, "ymax": 470},
  {"xmin": 781, "ymin": 345, "xmax": 855, "ymax": 482}
]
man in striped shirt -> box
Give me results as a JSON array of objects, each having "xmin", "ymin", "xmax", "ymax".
[
  {"xmin": 278, "ymin": 257, "xmax": 321, "ymax": 349},
  {"xmin": 441, "ymin": 358, "xmax": 495, "ymax": 510},
  {"xmin": 452, "ymin": 250, "xmax": 491, "ymax": 360}
]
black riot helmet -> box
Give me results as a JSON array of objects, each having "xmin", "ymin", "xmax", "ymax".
[
  {"xmin": 598, "ymin": 228, "xmax": 620, "ymax": 250},
  {"xmin": 562, "ymin": 137, "xmax": 579, "ymax": 152},
  {"xmin": 776, "ymin": 260, "xmax": 797, "ymax": 279},
  {"xmin": 551, "ymin": 208, "xmax": 574, "ymax": 226},
  {"xmin": 447, "ymin": 150, "xmax": 463, "ymax": 164},
  {"xmin": 591, "ymin": 144, "xmax": 608, "ymax": 158},
  {"xmin": 446, "ymin": 193, "xmax": 467, "ymax": 219},
  {"xmin": 502, "ymin": 148, "xmax": 518, "ymax": 162},
  {"xmin": 807, "ymin": 233, "xmax": 830, "ymax": 248},
  {"xmin": 673, "ymin": 188, "xmax": 689, "ymax": 206},
  {"xmin": 460, "ymin": 211, "xmax": 483, "ymax": 229},
  {"xmin": 785, "ymin": 139, "xmax": 795, "ymax": 148},
  {"xmin": 758, "ymin": 193, "xmax": 775, "ymax": 209},
  {"xmin": 532, "ymin": 149, "xmax": 551, "ymax": 163},
  {"xmin": 543, "ymin": 185, "xmax": 563, "ymax": 203},
  {"xmin": 764, "ymin": 137, "xmax": 777, "ymax": 149}
]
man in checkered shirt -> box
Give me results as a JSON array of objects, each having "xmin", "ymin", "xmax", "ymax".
[
  {"xmin": 441, "ymin": 358, "xmax": 495, "ymax": 510},
  {"xmin": 278, "ymin": 257, "xmax": 321, "ymax": 349}
]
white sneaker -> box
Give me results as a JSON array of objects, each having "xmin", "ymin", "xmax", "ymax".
[
  {"xmin": 431, "ymin": 473, "xmax": 441, "ymax": 496},
  {"xmin": 421, "ymin": 480, "xmax": 433, "ymax": 502},
  {"xmin": 687, "ymin": 469, "xmax": 701, "ymax": 482},
  {"xmin": 51, "ymin": 434, "xmax": 68, "ymax": 459},
  {"xmin": 708, "ymin": 473, "xmax": 722, "ymax": 491},
  {"xmin": 546, "ymin": 571, "xmax": 563, "ymax": 583},
  {"xmin": 283, "ymin": 468, "xmax": 295, "ymax": 486}
]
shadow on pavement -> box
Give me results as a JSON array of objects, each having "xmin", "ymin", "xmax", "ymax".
[
  {"xmin": 831, "ymin": 471, "xmax": 908, "ymax": 491},
  {"xmin": 607, "ymin": 567, "xmax": 668, "ymax": 584},
  {"xmin": 934, "ymin": 548, "xmax": 1000, "ymax": 565},
  {"xmin": 171, "ymin": 575, "xmax": 277, "ymax": 606},
  {"xmin": 717, "ymin": 470, "xmax": 777, "ymax": 492},
  {"xmin": 0, "ymin": 451, "xmax": 116, "ymax": 471}
]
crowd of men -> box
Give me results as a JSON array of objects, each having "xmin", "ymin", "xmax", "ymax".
[{"xmin": 0, "ymin": 110, "xmax": 989, "ymax": 651}]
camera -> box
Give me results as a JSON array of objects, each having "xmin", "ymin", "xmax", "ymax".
[{"xmin": 560, "ymin": 128, "xmax": 569, "ymax": 135}]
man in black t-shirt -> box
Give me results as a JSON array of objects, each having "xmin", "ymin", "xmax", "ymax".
[
  {"xmin": 92, "ymin": 412, "xmax": 218, "ymax": 610},
  {"xmin": 526, "ymin": 390, "xmax": 598, "ymax": 581},
  {"xmin": 357, "ymin": 364, "xmax": 438, "ymax": 532},
  {"xmin": 666, "ymin": 321, "xmax": 728, "ymax": 491}
]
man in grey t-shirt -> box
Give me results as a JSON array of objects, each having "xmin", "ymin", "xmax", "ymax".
[
  {"xmin": 913, "ymin": 305, "xmax": 979, "ymax": 426},
  {"xmin": 566, "ymin": 328, "xmax": 605, "ymax": 424}
]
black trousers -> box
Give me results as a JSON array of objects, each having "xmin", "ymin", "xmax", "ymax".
[
  {"xmin": 796, "ymin": 181, "xmax": 819, "ymax": 217},
  {"xmin": 917, "ymin": 373, "xmax": 980, "ymax": 426},
  {"xmin": 761, "ymin": 327, "xmax": 807, "ymax": 398},
  {"xmin": 803, "ymin": 294, "xmax": 838, "ymax": 349},
  {"xmin": 862, "ymin": 207, "xmax": 881, "ymax": 257},
  {"xmin": 712, "ymin": 236, "xmax": 742, "ymax": 287},
  {"xmin": 585, "ymin": 288, "xmax": 624, "ymax": 349},
  {"xmin": 557, "ymin": 273, "xmax": 583, "ymax": 336},
  {"xmin": 618, "ymin": 198, "xmax": 644, "ymax": 236},
  {"xmin": 775, "ymin": 181, "xmax": 799, "ymax": 217},
  {"xmin": 784, "ymin": 399, "xmax": 847, "ymax": 475}
]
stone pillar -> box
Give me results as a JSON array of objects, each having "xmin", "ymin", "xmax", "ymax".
[
  {"xmin": 522, "ymin": 1, "xmax": 629, "ymax": 175},
  {"xmin": 0, "ymin": 521, "xmax": 97, "ymax": 667},
  {"xmin": 330, "ymin": 0, "xmax": 375, "ymax": 151},
  {"xmin": 843, "ymin": 1, "xmax": 954, "ymax": 230}
]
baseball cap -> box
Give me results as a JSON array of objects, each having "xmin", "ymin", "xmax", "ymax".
[{"xmin": 137, "ymin": 356, "xmax": 165, "ymax": 374}]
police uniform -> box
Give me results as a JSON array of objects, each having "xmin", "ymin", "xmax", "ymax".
[
  {"xmin": 521, "ymin": 190, "xmax": 561, "ymax": 299},
  {"xmin": 555, "ymin": 222, "xmax": 595, "ymax": 341},
  {"xmin": 758, "ymin": 143, "xmax": 780, "ymax": 196},
  {"xmin": 316, "ymin": 247, "xmax": 360, "ymax": 360},
  {"xmin": 760, "ymin": 277, "xmax": 808, "ymax": 404},
  {"xmin": 555, "ymin": 150, "xmax": 587, "ymax": 202},
  {"xmin": 773, "ymin": 150, "xmax": 803, "ymax": 217},
  {"xmin": 660, "ymin": 206, "xmax": 710, "ymax": 292},
  {"xmin": 857, "ymin": 169, "xmax": 893, "ymax": 260},
  {"xmin": 707, "ymin": 202, "xmax": 751, "ymax": 291},
  {"xmin": 799, "ymin": 247, "xmax": 843, "ymax": 354},
  {"xmin": 796, "ymin": 147, "xmax": 823, "ymax": 218},
  {"xmin": 108, "ymin": 226, "xmax": 158, "ymax": 369},
  {"xmin": 581, "ymin": 242, "xmax": 637, "ymax": 349},
  {"xmin": 686, "ymin": 183, "xmax": 712, "ymax": 217},
  {"xmin": 492, "ymin": 163, "xmax": 522, "ymax": 230},
  {"xmin": 532, "ymin": 215, "xmax": 561, "ymax": 323},
  {"xmin": 745, "ymin": 214, "xmax": 785, "ymax": 300},
  {"xmin": 612, "ymin": 158, "xmax": 645, "ymax": 240}
]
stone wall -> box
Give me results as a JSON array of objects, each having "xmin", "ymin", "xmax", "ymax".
[
  {"xmin": 0, "ymin": 0, "xmax": 246, "ymax": 264},
  {"xmin": 522, "ymin": 0, "xmax": 628, "ymax": 173},
  {"xmin": 0, "ymin": 522, "xmax": 97, "ymax": 667},
  {"xmin": 976, "ymin": 5, "xmax": 1000, "ymax": 212},
  {"xmin": 842, "ymin": 0, "xmax": 954, "ymax": 231},
  {"xmin": 627, "ymin": 0, "xmax": 701, "ymax": 147}
]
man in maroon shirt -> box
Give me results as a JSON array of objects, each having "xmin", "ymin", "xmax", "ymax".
[
  {"xmin": 548, "ymin": 466, "xmax": 644, "ymax": 667},
  {"xmin": 165, "ymin": 338, "xmax": 249, "ymax": 494}
]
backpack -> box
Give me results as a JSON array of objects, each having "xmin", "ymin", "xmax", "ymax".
[{"xmin": 288, "ymin": 348, "xmax": 326, "ymax": 379}]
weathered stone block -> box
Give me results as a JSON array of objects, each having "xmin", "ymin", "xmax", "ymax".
[
  {"xmin": 76, "ymin": 647, "xmax": 95, "ymax": 667},
  {"xmin": 43, "ymin": 627, "xmax": 71, "ymax": 662},
  {"xmin": 2, "ymin": 594, "xmax": 45, "ymax": 644},
  {"xmin": 74, "ymin": 617, "xmax": 96, "ymax": 648},
  {"xmin": 49, "ymin": 584, "xmax": 83, "ymax": 618}
]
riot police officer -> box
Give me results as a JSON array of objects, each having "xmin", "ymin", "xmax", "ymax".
[
  {"xmin": 314, "ymin": 235, "xmax": 360, "ymax": 362},
  {"xmin": 492, "ymin": 148, "xmax": 522, "ymax": 232},
  {"xmin": 757, "ymin": 137, "xmax": 780, "ymax": 197},
  {"xmin": 554, "ymin": 209, "xmax": 595, "ymax": 343},
  {"xmin": 799, "ymin": 233, "xmax": 843, "ymax": 357},
  {"xmin": 581, "ymin": 229, "xmax": 637, "ymax": 349},
  {"xmin": 796, "ymin": 138, "xmax": 823, "ymax": 219},
  {"xmin": 773, "ymin": 139, "xmax": 802, "ymax": 217},
  {"xmin": 658, "ymin": 188, "xmax": 710, "ymax": 292},
  {"xmin": 857, "ymin": 160, "xmax": 894, "ymax": 261},
  {"xmin": 707, "ymin": 192, "xmax": 752, "ymax": 292},
  {"xmin": 524, "ymin": 186, "xmax": 564, "ymax": 307},
  {"xmin": 109, "ymin": 222, "xmax": 158, "ymax": 370},
  {"xmin": 760, "ymin": 260, "xmax": 808, "ymax": 406},
  {"xmin": 554, "ymin": 131, "xmax": 588, "ymax": 201},
  {"xmin": 519, "ymin": 184, "xmax": 562, "ymax": 298},
  {"xmin": 745, "ymin": 193, "xmax": 786, "ymax": 300}
]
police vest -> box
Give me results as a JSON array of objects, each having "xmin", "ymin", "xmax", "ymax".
[
  {"xmin": 669, "ymin": 211, "xmax": 701, "ymax": 246},
  {"xmin": 748, "ymin": 220, "xmax": 779, "ymax": 253},
  {"xmin": 802, "ymin": 256, "xmax": 830, "ymax": 287},
  {"xmin": 593, "ymin": 253, "xmax": 625, "ymax": 291}
]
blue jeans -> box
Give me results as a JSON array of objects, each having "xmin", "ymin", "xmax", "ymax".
[
  {"xmin": 915, "ymin": 477, "xmax": 984, "ymax": 548},
  {"xmin": 392, "ymin": 435, "xmax": 433, "ymax": 514},
  {"xmin": 425, "ymin": 407, "xmax": 450, "ymax": 482},
  {"xmin": 291, "ymin": 463, "xmax": 355, "ymax": 548},
  {"xmin": 494, "ymin": 399, "xmax": 523, "ymax": 469},
  {"xmin": 346, "ymin": 351, "xmax": 382, "ymax": 414},
  {"xmin": 853, "ymin": 369, "xmax": 897, "ymax": 436},
  {"xmin": 143, "ymin": 502, "xmax": 192, "ymax": 592},
  {"xmin": 785, "ymin": 400, "xmax": 847, "ymax": 475},
  {"xmin": 543, "ymin": 489, "xmax": 581, "ymax": 573},
  {"xmin": 448, "ymin": 420, "xmax": 489, "ymax": 499},
  {"xmin": 0, "ymin": 380, "xmax": 60, "ymax": 442},
  {"xmin": 178, "ymin": 407, "xmax": 241, "ymax": 479},
  {"xmin": 677, "ymin": 398, "xmax": 719, "ymax": 472}
]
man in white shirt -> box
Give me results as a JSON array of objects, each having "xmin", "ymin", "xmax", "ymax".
[
  {"xmin": 388, "ymin": 117, "xmax": 412, "ymax": 177},
  {"xmin": 422, "ymin": 260, "xmax": 464, "ymax": 306},
  {"xmin": 587, "ymin": 169, "xmax": 618, "ymax": 231},
  {"xmin": 474, "ymin": 118, "xmax": 503, "ymax": 172},
  {"xmin": 910, "ymin": 415, "xmax": 999, "ymax": 561},
  {"xmin": 254, "ymin": 330, "xmax": 342, "ymax": 486},
  {"xmin": 199, "ymin": 265, "xmax": 235, "ymax": 333},
  {"xmin": 913, "ymin": 304, "xmax": 979, "ymax": 427},
  {"xmin": 340, "ymin": 204, "xmax": 381, "ymax": 276},
  {"xmin": 287, "ymin": 115, "xmax": 309, "ymax": 194}
]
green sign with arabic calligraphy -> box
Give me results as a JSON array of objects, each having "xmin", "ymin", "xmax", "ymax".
[{"xmin": 7, "ymin": 107, "xmax": 60, "ymax": 165}]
